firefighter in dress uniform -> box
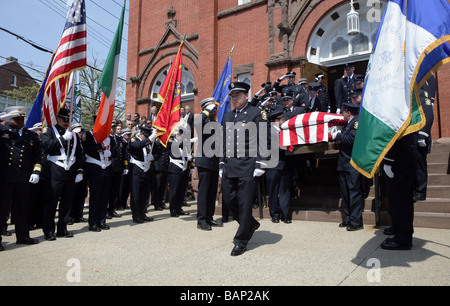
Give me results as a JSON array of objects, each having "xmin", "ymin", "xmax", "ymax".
[
  {"xmin": 128, "ymin": 126, "xmax": 157, "ymax": 223},
  {"xmin": 333, "ymin": 102, "xmax": 364, "ymax": 231},
  {"xmin": 82, "ymin": 128, "xmax": 115, "ymax": 232},
  {"xmin": 41, "ymin": 108, "xmax": 84, "ymax": 240},
  {"xmin": 0, "ymin": 107, "xmax": 42, "ymax": 251},
  {"xmin": 220, "ymin": 82, "xmax": 269, "ymax": 256},
  {"xmin": 195, "ymin": 97, "xmax": 222, "ymax": 230}
]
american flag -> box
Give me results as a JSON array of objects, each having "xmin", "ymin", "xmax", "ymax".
[
  {"xmin": 279, "ymin": 112, "xmax": 347, "ymax": 148},
  {"xmin": 43, "ymin": 0, "xmax": 87, "ymax": 126}
]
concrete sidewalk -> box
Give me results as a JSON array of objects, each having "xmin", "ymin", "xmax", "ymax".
[{"xmin": 0, "ymin": 203, "xmax": 449, "ymax": 286}]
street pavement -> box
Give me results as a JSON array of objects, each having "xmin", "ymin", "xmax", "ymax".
[{"xmin": 0, "ymin": 202, "xmax": 449, "ymax": 287}]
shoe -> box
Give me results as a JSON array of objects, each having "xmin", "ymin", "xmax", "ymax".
[
  {"xmin": 106, "ymin": 213, "xmax": 112, "ymax": 219},
  {"xmin": 0, "ymin": 243, "xmax": 4, "ymax": 252},
  {"xmin": 74, "ymin": 217, "xmax": 88, "ymax": 223},
  {"xmin": 197, "ymin": 223, "xmax": 212, "ymax": 231},
  {"xmin": 208, "ymin": 219, "xmax": 223, "ymax": 227},
  {"xmin": 284, "ymin": 219, "xmax": 292, "ymax": 224},
  {"xmin": 16, "ymin": 237, "xmax": 39, "ymax": 245},
  {"xmin": 154, "ymin": 205, "xmax": 163, "ymax": 211},
  {"xmin": 56, "ymin": 231, "xmax": 74, "ymax": 238},
  {"xmin": 339, "ymin": 222, "xmax": 349, "ymax": 228},
  {"xmin": 99, "ymin": 223, "xmax": 110, "ymax": 230},
  {"xmin": 383, "ymin": 226, "xmax": 395, "ymax": 235},
  {"xmin": 249, "ymin": 222, "xmax": 260, "ymax": 240},
  {"xmin": 132, "ymin": 218, "xmax": 144, "ymax": 223},
  {"xmin": 89, "ymin": 225, "xmax": 101, "ymax": 232},
  {"xmin": 380, "ymin": 239, "xmax": 412, "ymax": 250},
  {"xmin": 271, "ymin": 217, "xmax": 279, "ymax": 223},
  {"xmin": 347, "ymin": 225, "xmax": 363, "ymax": 231},
  {"xmin": 222, "ymin": 217, "xmax": 229, "ymax": 223},
  {"xmin": 170, "ymin": 211, "xmax": 179, "ymax": 217},
  {"xmin": 230, "ymin": 245, "xmax": 246, "ymax": 256},
  {"xmin": 44, "ymin": 233, "xmax": 57, "ymax": 241},
  {"xmin": 143, "ymin": 216, "xmax": 154, "ymax": 222},
  {"xmin": 161, "ymin": 204, "xmax": 168, "ymax": 209},
  {"xmin": 177, "ymin": 209, "xmax": 190, "ymax": 216},
  {"xmin": 111, "ymin": 211, "xmax": 122, "ymax": 218},
  {"xmin": 413, "ymin": 193, "xmax": 426, "ymax": 202}
]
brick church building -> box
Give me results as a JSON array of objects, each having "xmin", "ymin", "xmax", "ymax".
[{"xmin": 125, "ymin": 0, "xmax": 450, "ymax": 139}]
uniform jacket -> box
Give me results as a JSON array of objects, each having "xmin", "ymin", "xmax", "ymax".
[
  {"xmin": 110, "ymin": 134, "xmax": 128, "ymax": 172},
  {"xmin": 335, "ymin": 75, "xmax": 357, "ymax": 110},
  {"xmin": 336, "ymin": 114, "xmax": 359, "ymax": 171},
  {"xmin": 41, "ymin": 124, "xmax": 83, "ymax": 180},
  {"xmin": 152, "ymin": 140, "xmax": 169, "ymax": 173},
  {"xmin": 0, "ymin": 125, "xmax": 42, "ymax": 184},
  {"xmin": 194, "ymin": 111, "xmax": 220, "ymax": 170},
  {"xmin": 168, "ymin": 138, "xmax": 190, "ymax": 174},
  {"xmin": 220, "ymin": 104, "xmax": 269, "ymax": 178},
  {"xmin": 128, "ymin": 136, "xmax": 155, "ymax": 176},
  {"xmin": 81, "ymin": 131, "xmax": 112, "ymax": 176}
]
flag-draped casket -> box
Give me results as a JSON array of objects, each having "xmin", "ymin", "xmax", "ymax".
[{"xmin": 279, "ymin": 112, "xmax": 346, "ymax": 149}]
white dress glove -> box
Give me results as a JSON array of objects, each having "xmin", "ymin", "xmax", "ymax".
[
  {"xmin": 149, "ymin": 129, "xmax": 158, "ymax": 142},
  {"xmin": 383, "ymin": 165, "xmax": 394, "ymax": 179},
  {"xmin": 418, "ymin": 139, "xmax": 427, "ymax": 147},
  {"xmin": 336, "ymin": 108, "xmax": 341, "ymax": 114},
  {"xmin": 75, "ymin": 173, "xmax": 83, "ymax": 183},
  {"xmin": 190, "ymin": 137, "xmax": 198, "ymax": 144},
  {"xmin": 123, "ymin": 169, "xmax": 129, "ymax": 175},
  {"xmin": 62, "ymin": 130, "xmax": 73, "ymax": 141},
  {"xmin": 149, "ymin": 154, "xmax": 155, "ymax": 162},
  {"xmin": 29, "ymin": 174, "xmax": 40, "ymax": 184},
  {"xmin": 219, "ymin": 169, "xmax": 223, "ymax": 179},
  {"xmin": 102, "ymin": 137, "xmax": 110, "ymax": 148},
  {"xmin": 103, "ymin": 150, "xmax": 111, "ymax": 158},
  {"xmin": 253, "ymin": 168, "xmax": 265, "ymax": 177}
]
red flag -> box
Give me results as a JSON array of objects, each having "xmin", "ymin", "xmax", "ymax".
[
  {"xmin": 43, "ymin": 0, "xmax": 87, "ymax": 126},
  {"xmin": 152, "ymin": 39, "xmax": 184, "ymax": 147}
]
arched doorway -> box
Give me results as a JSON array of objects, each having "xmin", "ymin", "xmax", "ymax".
[{"xmin": 305, "ymin": 1, "xmax": 387, "ymax": 110}]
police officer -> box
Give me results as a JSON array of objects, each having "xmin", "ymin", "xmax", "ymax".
[
  {"xmin": 315, "ymin": 73, "xmax": 330, "ymax": 112},
  {"xmin": 250, "ymin": 82, "xmax": 272, "ymax": 107},
  {"xmin": 274, "ymin": 72, "xmax": 302, "ymax": 97},
  {"xmin": 168, "ymin": 124, "xmax": 194, "ymax": 217},
  {"xmin": 265, "ymin": 110, "xmax": 295, "ymax": 223},
  {"xmin": 280, "ymin": 91, "xmax": 305, "ymax": 119},
  {"xmin": 0, "ymin": 106, "xmax": 42, "ymax": 251},
  {"xmin": 381, "ymin": 132, "xmax": 417, "ymax": 250},
  {"xmin": 128, "ymin": 126, "xmax": 157, "ymax": 223},
  {"xmin": 195, "ymin": 97, "xmax": 222, "ymax": 230},
  {"xmin": 107, "ymin": 121, "xmax": 126, "ymax": 218},
  {"xmin": 335, "ymin": 63, "xmax": 357, "ymax": 114},
  {"xmin": 414, "ymin": 75, "xmax": 436, "ymax": 201},
  {"xmin": 82, "ymin": 129, "xmax": 114, "ymax": 231},
  {"xmin": 41, "ymin": 108, "xmax": 83, "ymax": 240},
  {"xmin": 220, "ymin": 81, "xmax": 269, "ymax": 256},
  {"xmin": 118, "ymin": 128, "xmax": 132, "ymax": 210},
  {"xmin": 297, "ymin": 82, "xmax": 328, "ymax": 112},
  {"xmin": 333, "ymin": 102, "xmax": 364, "ymax": 231}
]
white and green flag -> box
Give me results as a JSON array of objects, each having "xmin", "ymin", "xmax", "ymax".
[{"xmin": 351, "ymin": 0, "xmax": 450, "ymax": 178}]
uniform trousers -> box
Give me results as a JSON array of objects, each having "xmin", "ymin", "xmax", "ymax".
[
  {"xmin": 196, "ymin": 167, "xmax": 219, "ymax": 224},
  {"xmin": 43, "ymin": 176, "xmax": 75, "ymax": 235},
  {"xmin": 151, "ymin": 171, "xmax": 168, "ymax": 209},
  {"xmin": 108, "ymin": 170, "xmax": 122, "ymax": 214},
  {"xmin": 86, "ymin": 170, "xmax": 112, "ymax": 227},
  {"xmin": 385, "ymin": 134, "xmax": 416, "ymax": 245},
  {"xmin": 0, "ymin": 182, "xmax": 31, "ymax": 241},
  {"xmin": 221, "ymin": 175, "xmax": 260, "ymax": 248},
  {"xmin": 70, "ymin": 179, "xmax": 88, "ymax": 221},
  {"xmin": 338, "ymin": 168, "xmax": 364, "ymax": 227},
  {"xmin": 168, "ymin": 170, "xmax": 189, "ymax": 214},
  {"xmin": 414, "ymin": 143, "xmax": 428, "ymax": 198},
  {"xmin": 265, "ymin": 168, "xmax": 292, "ymax": 220},
  {"xmin": 129, "ymin": 166, "xmax": 151, "ymax": 220}
]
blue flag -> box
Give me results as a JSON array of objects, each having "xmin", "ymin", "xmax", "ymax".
[
  {"xmin": 25, "ymin": 54, "xmax": 54, "ymax": 129},
  {"xmin": 213, "ymin": 47, "xmax": 234, "ymax": 125}
]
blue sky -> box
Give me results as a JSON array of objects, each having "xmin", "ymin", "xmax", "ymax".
[{"xmin": 0, "ymin": 0, "xmax": 129, "ymax": 84}]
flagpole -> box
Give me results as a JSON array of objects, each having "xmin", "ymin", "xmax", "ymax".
[{"xmin": 67, "ymin": 71, "xmax": 75, "ymax": 163}]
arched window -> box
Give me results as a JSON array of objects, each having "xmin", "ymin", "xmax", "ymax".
[
  {"xmin": 351, "ymin": 33, "xmax": 369, "ymax": 53},
  {"xmin": 151, "ymin": 65, "xmax": 195, "ymax": 103},
  {"xmin": 331, "ymin": 37, "xmax": 349, "ymax": 57}
]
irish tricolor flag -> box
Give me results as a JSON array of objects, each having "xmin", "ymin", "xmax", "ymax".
[
  {"xmin": 351, "ymin": 0, "xmax": 450, "ymax": 178},
  {"xmin": 93, "ymin": 2, "xmax": 126, "ymax": 144}
]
